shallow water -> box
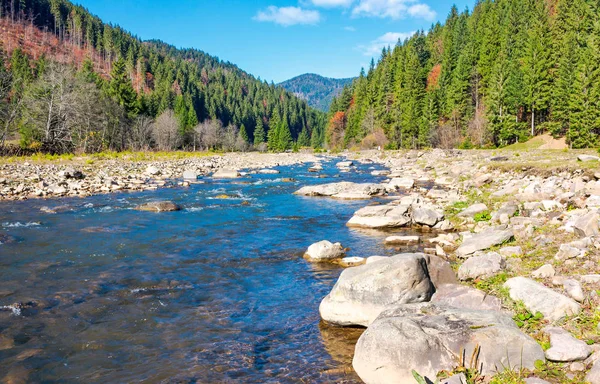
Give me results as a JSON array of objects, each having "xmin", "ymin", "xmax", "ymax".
[{"xmin": 0, "ymin": 159, "xmax": 423, "ymax": 383}]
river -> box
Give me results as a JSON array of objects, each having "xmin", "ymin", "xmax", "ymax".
[{"xmin": 0, "ymin": 159, "xmax": 420, "ymax": 383}]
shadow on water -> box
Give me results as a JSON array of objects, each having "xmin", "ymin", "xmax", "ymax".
[{"xmin": 0, "ymin": 159, "xmax": 421, "ymax": 383}]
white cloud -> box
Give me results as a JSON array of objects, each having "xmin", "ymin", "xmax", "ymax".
[
  {"xmin": 352, "ymin": 0, "xmax": 436, "ymax": 21},
  {"xmin": 357, "ymin": 31, "xmax": 416, "ymax": 56},
  {"xmin": 254, "ymin": 6, "xmax": 321, "ymax": 26},
  {"xmin": 344, "ymin": 26, "xmax": 357, "ymax": 31},
  {"xmin": 310, "ymin": 0, "xmax": 354, "ymax": 7}
]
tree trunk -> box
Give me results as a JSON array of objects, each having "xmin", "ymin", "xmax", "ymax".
[{"xmin": 531, "ymin": 107, "xmax": 535, "ymax": 137}]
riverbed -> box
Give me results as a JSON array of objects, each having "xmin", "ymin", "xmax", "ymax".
[{"xmin": 0, "ymin": 159, "xmax": 423, "ymax": 383}]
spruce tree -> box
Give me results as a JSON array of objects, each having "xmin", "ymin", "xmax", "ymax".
[
  {"xmin": 109, "ymin": 57, "xmax": 138, "ymax": 117},
  {"xmin": 254, "ymin": 118, "xmax": 265, "ymax": 145}
]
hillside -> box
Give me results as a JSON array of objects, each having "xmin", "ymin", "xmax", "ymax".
[
  {"xmin": 329, "ymin": 0, "xmax": 600, "ymax": 150},
  {"xmin": 0, "ymin": 0, "xmax": 326, "ymax": 153},
  {"xmin": 279, "ymin": 74, "xmax": 354, "ymax": 112}
]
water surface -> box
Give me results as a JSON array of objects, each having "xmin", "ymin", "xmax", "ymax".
[{"xmin": 0, "ymin": 159, "xmax": 419, "ymax": 383}]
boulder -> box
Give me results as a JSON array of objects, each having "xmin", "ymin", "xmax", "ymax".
[
  {"xmin": 295, "ymin": 182, "xmax": 385, "ymax": 199},
  {"xmin": 146, "ymin": 166, "xmax": 160, "ymax": 176},
  {"xmin": 458, "ymin": 203, "xmax": 489, "ymax": 218},
  {"xmin": 456, "ymin": 228, "xmax": 514, "ymax": 258},
  {"xmin": 385, "ymin": 235, "xmax": 419, "ymax": 244},
  {"xmin": 336, "ymin": 161, "xmax": 354, "ymax": 168},
  {"xmin": 423, "ymin": 254, "xmax": 458, "ymax": 287},
  {"xmin": 182, "ymin": 170, "xmax": 198, "ymax": 181},
  {"xmin": 431, "ymin": 284, "xmax": 502, "ymax": 311},
  {"xmin": 257, "ymin": 169, "xmax": 280, "ymax": 174},
  {"xmin": 319, "ymin": 253, "xmax": 434, "ymax": 326},
  {"xmin": 504, "ymin": 277, "xmax": 580, "ymax": 321},
  {"xmin": 304, "ymin": 240, "xmax": 345, "ymax": 262},
  {"xmin": 340, "ymin": 257, "xmax": 366, "ymax": 267},
  {"xmin": 347, "ymin": 204, "xmax": 411, "ymax": 229},
  {"xmin": 388, "ymin": 178, "xmax": 415, "ymax": 190},
  {"xmin": 212, "ymin": 169, "xmax": 240, "ymax": 179},
  {"xmin": 577, "ymin": 155, "xmax": 600, "ymax": 162},
  {"xmin": 555, "ymin": 244, "xmax": 581, "ymax": 261},
  {"xmin": 458, "ymin": 252, "xmax": 505, "ymax": 281},
  {"xmin": 412, "ymin": 207, "xmax": 444, "ymax": 227},
  {"xmin": 135, "ymin": 201, "xmax": 181, "ymax": 212},
  {"xmin": 563, "ymin": 279, "xmax": 585, "ymax": 302},
  {"xmin": 587, "ymin": 359, "xmax": 600, "ymax": 384},
  {"xmin": 531, "ymin": 264, "xmax": 555, "ymax": 279},
  {"xmin": 353, "ymin": 303, "xmax": 545, "ymax": 384},
  {"xmin": 543, "ymin": 327, "xmax": 592, "ymax": 362},
  {"xmin": 499, "ymin": 246, "xmax": 523, "ymax": 257},
  {"xmin": 573, "ymin": 212, "xmax": 599, "ymax": 238}
]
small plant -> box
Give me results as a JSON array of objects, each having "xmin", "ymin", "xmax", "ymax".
[
  {"xmin": 473, "ymin": 211, "xmax": 492, "ymax": 222},
  {"xmin": 513, "ymin": 309, "xmax": 544, "ymax": 330}
]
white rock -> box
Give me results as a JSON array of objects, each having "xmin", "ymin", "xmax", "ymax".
[
  {"xmin": 544, "ymin": 326, "xmax": 592, "ymax": 362},
  {"xmin": 532, "ymin": 264, "xmax": 555, "ymax": 279},
  {"xmin": 564, "ymin": 279, "xmax": 585, "ymax": 302},
  {"xmin": 304, "ymin": 240, "xmax": 345, "ymax": 262},
  {"xmin": 385, "ymin": 235, "xmax": 419, "ymax": 244},
  {"xmin": 504, "ymin": 277, "xmax": 580, "ymax": 322},
  {"xmin": 458, "ymin": 252, "xmax": 505, "ymax": 281}
]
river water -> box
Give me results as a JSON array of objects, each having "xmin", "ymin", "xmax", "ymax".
[{"xmin": 0, "ymin": 159, "xmax": 421, "ymax": 383}]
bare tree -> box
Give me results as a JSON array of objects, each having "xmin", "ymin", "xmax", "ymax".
[
  {"xmin": 0, "ymin": 70, "xmax": 22, "ymax": 148},
  {"xmin": 129, "ymin": 115, "xmax": 153, "ymax": 151},
  {"xmin": 222, "ymin": 124, "xmax": 238, "ymax": 152},
  {"xmin": 194, "ymin": 119, "xmax": 222, "ymax": 150},
  {"xmin": 152, "ymin": 110, "xmax": 180, "ymax": 151}
]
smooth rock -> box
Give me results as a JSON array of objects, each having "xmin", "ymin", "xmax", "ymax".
[
  {"xmin": 182, "ymin": 170, "xmax": 198, "ymax": 181},
  {"xmin": 388, "ymin": 178, "xmax": 415, "ymax": 190},
  {"xmin": 146, "ymin": 166, "xmax": 160, "ymax": 175},
  {"xmin": 532, "ymin": 264, "xmax": 555, "ymax": 279},
  {"xmin": 304, "ymin": 240, "xmax": 345, "ymax": 262},
  {"xmin": 431, "ymin": 284, "xmax": 502, "ymax": 311},
  {"xmin": 295, "ymin": 182, "xmax": 385, "ymax": 199},
  {"xmin": 458, "ymin": 203, "xmax": 488, "ymax": 218},
  {"xmin": 456, "ymin": 228, "xmax": 514, "ymax": 258},
  {"xmin": 587, "ymin": 359, "xmax": 600, "ymax": 384},
  {"xmin": 499, "ymin": 246, "xmax": 523, "ymax": 257},
  {"xmin": 212, "ymin": 169, "xmax": 240, "ymax": 179},
  {"xmin": 135, "ymin": 201, "xmax": 181, "ymax": 212},
  {"xmin": 555, "ymin": 244, "xmax": 582, "ymax": 261},
  {"xmin": 573, "ymin": 212, "xmax": 599, "ymax": 238},
  {"xmin": 458, "ymin": 252, "xmax": 505, "ymax": 281},
  {"xmin": 504, "ymin": 277, "xmax": 581, "ymax": 321},
  {"xmin": 544, "ymin": 326, "xmax": 592, "ymax": 362},
  {"xmin": 353, "ymin": 303, "xmax": 545, "ymax": 384},
  {"xmin": 347, "ymin": 204, "xmax": 410, "ymax": 229},
  {"xmin": 578, "ymin": 155, "xmax": 600, "ymax": 162},
  {"xmin": 385, "ymin": 235, "xmax": 419, "ymax": 244},
  {"xmin": 340, "ymin": 257, "xmax": 366, "ymax": 267},
  {"xmin": 564, "ymin": 279, "xmax": 585, "ymax": 302},
  {"xmin": 412, "ymin": 207, "xmax": 443, "ymax": 227},
  {"xmin": 319, "ymin": 253, "xmax": 434, "ymax": 327}
]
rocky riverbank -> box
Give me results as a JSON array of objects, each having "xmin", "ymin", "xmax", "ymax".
[
  {"xmin": 0, "ymin": 152, "xmax": 321, "ymax": 201},
  {"xmin": 297, "ymin": 148, "xmax": 600, "ymax": 383}
]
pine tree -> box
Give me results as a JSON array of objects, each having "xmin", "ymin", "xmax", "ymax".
[
  {"xmin": 297, "ymin": 127, "xmax": 310, "ymax": 147},
  {"xmin": 253, "ymin": 118, "xmax": 265, "ymax": 145},
  {"xmin": 109, "ymin": 57, "xmax": 138, "ymax": 117},
  {"xmin": 239, "ymin": 124, "xmax": 248, "ymax": 143}
]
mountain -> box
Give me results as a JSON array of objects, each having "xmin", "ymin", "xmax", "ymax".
[
  {"xmin": 0, "ymin": 0, "xmax": 326, "ymax": 153},
  {"xmin": 330, "ymin": 0, "xmax": 600, "ymax": 150},
  {"xmin": 279, "ymin": 74, "xmax": 354, "ymax": 112}
]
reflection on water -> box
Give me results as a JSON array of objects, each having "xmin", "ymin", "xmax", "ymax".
[{"xmin": 0, "ymin": 160, "xmax": 421, "ymax": 383}]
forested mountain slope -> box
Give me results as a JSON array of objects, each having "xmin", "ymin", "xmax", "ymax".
[
  {"xmin": 0, "ymin": 0, "xmax": 326, "ymax": 153},
  {"xmin": 328, "ymin": 0, "xmax": 600, "ymax": 150},
  {"xmin": 279, "ymin": 74, "xmax": 354, "ymax": 112}
]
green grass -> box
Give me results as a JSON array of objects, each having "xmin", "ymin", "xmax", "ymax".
[
  {"xmin": 501, "ymin": 136, "xmax": 546, "ymax": 151},
  {"xmin": 0, "ymin": 150, "xmax": 217, "ymax": 164}
]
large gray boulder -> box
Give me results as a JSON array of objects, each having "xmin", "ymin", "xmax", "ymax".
[
  {"xmin": 573, "ymin": 212, "xmax": 599, "ymax": 238},
  {"xmin": 504, "ymin": 277, "xmax": 580, "ymax": 322},
  {"xmin": 458, "ymin": 252, "xmax": 505, "ymax": 281},
  {"xmin": 456, "ymin": 228, "xmax": 514, "ymax": 258},
  {"xmin": 353, "ymin": 303, "xmax": 545, "ymax": 384},
  {"xmin": 587, "ymin": 359, "xmax": 600, "ymax": 384},
  {"xmin": 412, "ymin": 207, "xmax": 444, "ymax": 227},
  {"xmin": 304, "ymin": 240, "xmax": 345, "ymax": 262},
  {"xmin": 295, "ymin": 182, "xmax": 385, "ymax": 199},
  {"xmin": 431, "ymin": 284, "xmax": 502, "ymax": 311},
  {"xmin": 458, "ymin": 203, "xmax": 489, "ymax": 218},
  {"xmin": 212, "ymin": 168, "xmax": 240, "ymax": 179},
  {"xmin": 543, "ymin": 326, "xmax": 592, "ymax": 362},
  {"xmin": 135, "ymin": 201, "xmax": 181, "ymax": 212},
  {"xmin": 319, "ymin": 254, "xmax": 434, "ymax": 326},
  {"xmin": 347, "ymin": 204, "xmax": 411, "ymax": 229}
]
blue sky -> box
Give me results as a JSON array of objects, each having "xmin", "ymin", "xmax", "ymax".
[{"xmin": 74, "ymin": 0, "xmax": 475, "ymax": 83}]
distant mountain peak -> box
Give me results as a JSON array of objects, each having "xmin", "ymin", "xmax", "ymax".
[{"xmin": 278, "ymin": 74, "xmax": 355, "ymax": 112}]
